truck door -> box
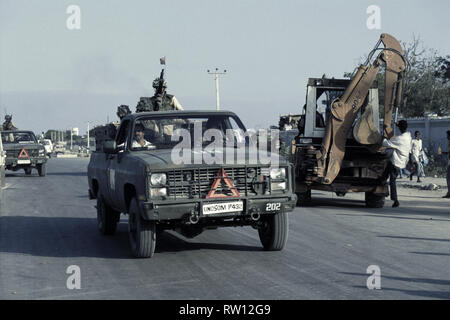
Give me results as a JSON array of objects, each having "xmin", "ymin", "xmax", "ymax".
[{"xmin": 106, "ymin": 120, "xmax": 131, "ymax": 211}]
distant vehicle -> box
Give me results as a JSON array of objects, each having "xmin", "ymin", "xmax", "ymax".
[
  {"xmin": 54, "ymin": 143, "xmax": 66, "ymax": 154},
  {"xmin": 39, "ymin": 139, "xmax": 53, "ymax": 157},
  {"xmin": 88, "ymin": 110, "xmax": 297, "ymax": 258},
  {"xmin": 1, "ymin": 130, "xmax": 47, "ymax": 176},
  {"xmin": 0, "ymin": 136, "xmax": 5, "ymax": 187}
]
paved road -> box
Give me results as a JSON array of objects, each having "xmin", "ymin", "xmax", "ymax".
[{"xmin": 1, "ymin": 158, "xmax": 449, "ymax": 299}]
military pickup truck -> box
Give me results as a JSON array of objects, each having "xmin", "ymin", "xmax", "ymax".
[
  {"xmin": 88, "ymin": 110, "xmax": 297, "ymax": 258},
  {"xmin": 1, "ymin": 130, "xmax": 47, "ymax": 176}
]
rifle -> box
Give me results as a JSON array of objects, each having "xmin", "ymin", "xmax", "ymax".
[{"xmin": 154, "ymin": 69, "xmax": 165, "ymax": 111}]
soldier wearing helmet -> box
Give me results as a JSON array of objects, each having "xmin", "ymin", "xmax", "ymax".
[
  {"xmin": 136, "ymin": 77, "xmax": 183, "ymax": 113},
  {"xmin": 1, "ymin": 114, "xmax": 18, "ymax": 131}
]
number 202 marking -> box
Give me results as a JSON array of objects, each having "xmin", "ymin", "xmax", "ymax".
[{"xmin": 266, "ymin": 203, "xmax": 281, "ymax": 211}]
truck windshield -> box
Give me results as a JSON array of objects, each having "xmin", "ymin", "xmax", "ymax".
[
  {"xmin": 130, "ymin": 114, "xmax": 247, "ymax": 151},
  {"xmin": 1, "ymin": 132, "xmax": 37, "ymax": 144}
]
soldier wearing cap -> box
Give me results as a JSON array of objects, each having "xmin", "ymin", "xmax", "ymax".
[
  {"xmin": 381, "ymin": 120, "xmax": 412, "ymax": 207},
  {"xmin": 136, "ymin": 78, "xmax": 183, "ymax": 112}
]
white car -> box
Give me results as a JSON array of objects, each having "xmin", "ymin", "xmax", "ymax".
[{"xmin": 40, "ymin": 139, "xmax": 53, "ymax": 157}]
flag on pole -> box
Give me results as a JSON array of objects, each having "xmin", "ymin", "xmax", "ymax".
[{"xmin": 160, "ymin": 56, "xmax": 166, "ymax": 65}]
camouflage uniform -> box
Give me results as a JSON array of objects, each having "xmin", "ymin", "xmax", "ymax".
[
  {"xmin": 1, "ymin": 115, "xmax": 17, "ymax": 131},
  {"xmin": 136, "ymin": 78, "xmax": 183, "ymax": 112}
]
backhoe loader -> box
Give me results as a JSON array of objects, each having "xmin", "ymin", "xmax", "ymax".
[{"xmin": 292, "ymin": 33, "xmax": 406, "ymax": 207}]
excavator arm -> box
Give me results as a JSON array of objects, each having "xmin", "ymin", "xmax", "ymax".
[{"xmin": 316, "ymin": 33, "xmax": 406, "ymax": 184}]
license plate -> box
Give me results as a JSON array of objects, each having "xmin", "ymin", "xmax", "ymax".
[
  {"xmin": 203, "ymin": 201, "xmax": 244, "ymax": 215},
  {"xmin": 17, "ymin": 159, "xmax": 31, "ymax": 164}
]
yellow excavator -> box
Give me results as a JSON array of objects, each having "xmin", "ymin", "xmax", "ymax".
[{"xmin": 292, "ymin": 33, "xmax": 406, "ymax": 207}]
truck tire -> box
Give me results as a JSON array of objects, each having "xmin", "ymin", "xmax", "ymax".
[
  {"xmin": 258, "ymin": 212, "xmax": 289, "ymax": 251},
  {"xmin": 97, "ymin": 196, "xmax": 120, "ymax": 235},
  {"xmin": 37, "ymin": 164, "xmax": 46, "ymax": 177},
  {"xmin": 24, "ymin": 168, "xmax": 32, "ymax": 175},
  {"xmin": 365, "ymin": 192, "xmax": 385, "ymax": 208},
  {"xmin": 296, "ymin": 190, "xmax": 312, "ymax": 206},
  {"xmin": 128, "ymin": 197, "xmax": 156, "ymax": 258}
]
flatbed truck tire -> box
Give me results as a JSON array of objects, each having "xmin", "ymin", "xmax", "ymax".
[
  {"xmin": 128, "ymin": 197, "xmax": 156, "ymax": 258},
  {"xmin": 365, "ymin": 192, "xmax": 385, "ymax": 208},
  {"xmin": 97, "ymin": 195, "xmax": 120, "ymax": 235},
  {"xmin": 258, "ymin": 212, "xmax": 289, "ymax": 251},
  {"xmin": 296, "ymin": 190, "xmax": 312, "ymax": 206}
]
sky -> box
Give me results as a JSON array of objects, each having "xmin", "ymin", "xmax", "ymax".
[{"xmin": 1, "ymin": 0, "xmax": 449, "ymax": 134}]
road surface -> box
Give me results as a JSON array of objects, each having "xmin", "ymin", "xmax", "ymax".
[{"xmin": 1, "ymin": 158, "xmax": 449, "ymax": 299}]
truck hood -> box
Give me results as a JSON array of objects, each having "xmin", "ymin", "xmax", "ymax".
[
  {"xmin": 130, "ymin": 147, "xmax": 289, "ymax": 170},
  {"xmin": 3, "ymin": 143, "xmax": 43, "ymax": 151}
]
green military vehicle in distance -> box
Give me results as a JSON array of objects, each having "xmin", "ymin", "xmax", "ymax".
[
  {"xmin": 0, "ymin": 135, "xmax": 5, "ymax": 188},
  {"xmin": 1, "ymin": 130, "xmax": 48, "ymax": 176},
  {"xmin": 88, "ymin": 110, "xmax": 297, "ymax": 258}
]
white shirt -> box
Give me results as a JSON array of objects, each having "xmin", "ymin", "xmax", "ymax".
[
  {"xmin": 382, "ymin": 131, "xmax": 412, "ymax": 169},
  {"xmin": 131, "ymin": 139, "xmax": 155, "ymax": 149},
  {"xmin": 410, "ymin": 138, "xmax": 422, "ymax": 162}
]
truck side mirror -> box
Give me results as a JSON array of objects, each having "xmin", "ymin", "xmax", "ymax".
[{"xmin": 103, "ymin": 140, "xmax": 117, "ymax": 154}]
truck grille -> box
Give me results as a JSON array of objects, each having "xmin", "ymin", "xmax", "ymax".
[
  {"xmin": 6, "ymin": 149, "xmax": 39, "ymax": 158},
  {"xmin": 166, "ymin": 167, "xmax": 269, "ymax": 199}
]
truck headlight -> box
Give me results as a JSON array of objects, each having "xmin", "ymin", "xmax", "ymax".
[
  {"xmin": 270, "ymin": 168, "xmax": 286, "ymax": 180},
  {"xmin": 271, "ymin": 182, "xmax": 286, "ymax": 191},
  {"xmin": 270, "ymin": 168, "xmax": 287, "ymax": 191},
  {"xmin": 39, "ymin": 149, "xmax": 45, "ymax": 156},
  {"xmin": 150, "ymin": 173, "xmax": 167, "ymax": 186},
  {"xmin": 150, "ymin": 187, "xmax": 167, "ymax": 197}
]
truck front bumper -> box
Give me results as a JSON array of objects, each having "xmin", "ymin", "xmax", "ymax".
[
  {"xmin": 5, "ymin": 157, "xmax": 47, "ymax": 168},
  {"xmin": 140, "ymin": 195, "xmax": 297, "ymax": 221}
]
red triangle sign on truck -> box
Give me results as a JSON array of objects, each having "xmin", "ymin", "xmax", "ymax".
[
  {"xmin": 18, "ymin": 148, "xmax": 30, "ymax": 158},
  {"xmin": 206, "ymin": 168, "xmax": 241, "ymax": 199}
]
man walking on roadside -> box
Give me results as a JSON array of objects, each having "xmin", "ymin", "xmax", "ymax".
[
  {"xmin": 443, "ymin": 130, "xmax": 450, "ymax": 199},
  {"xmin": 382, "ymin": 120, "xmax": 412, "ymax": 207},
  {"xmin": 410, "ymin": 131, "xmax": 424, "ymax": 182}
]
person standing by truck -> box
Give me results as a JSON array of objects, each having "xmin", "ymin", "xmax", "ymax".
[
  {"xmin": 381, "ymin": 120, "xmax": 412, "ymax": 208},
  {"xmin": 410, "ymin": 131, "xmax": 424, "ymax": 182},
  {"xmin": 443, "ymin": 130, "xmax": 450, "ymax": 199}
]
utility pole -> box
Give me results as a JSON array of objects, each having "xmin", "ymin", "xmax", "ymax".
[
  {"xmin": 87, "ymin": 122, "xmax": 90, "ymax": 154},
  {"xmin": 207, "ymin": 68, "xmax": 227, "ymax": 110}
]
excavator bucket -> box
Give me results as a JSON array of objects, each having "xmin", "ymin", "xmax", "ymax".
[{"xmin": 353, "ymin": 101, "xmax": 382, "ymax": 145}]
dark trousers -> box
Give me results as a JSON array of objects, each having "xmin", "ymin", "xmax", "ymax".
[
  {"xmin": 446, "ymin": 165, "xmax": 450, "ymax": 196},
  {"xmin": 383, "ymin": 161, "xmax": 399, "ymax": 201}
]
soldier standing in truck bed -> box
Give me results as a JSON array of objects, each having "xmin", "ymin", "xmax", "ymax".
[
  {"xmin": 1, "ymin": 115, "xmax": 18, "ymax": 131},
  {"xmin": 136, "ymin": 78, "xmax": 183, "ymax": 112}
]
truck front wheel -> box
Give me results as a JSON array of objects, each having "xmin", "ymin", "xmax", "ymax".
[
  {"xmin": 128, "ymin": 197, "xmax": 156, "ymax": 258},
  {"xmin": 258, "ymin": 212, "xmax": 289, "ymax": 251},
  {"xmin": 365, "ymin": 192, "xmax": 385, "ymax": 208},
  {"xmin": 97, "ymin": 196, "xmax": 120, "ymax": 235}
]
